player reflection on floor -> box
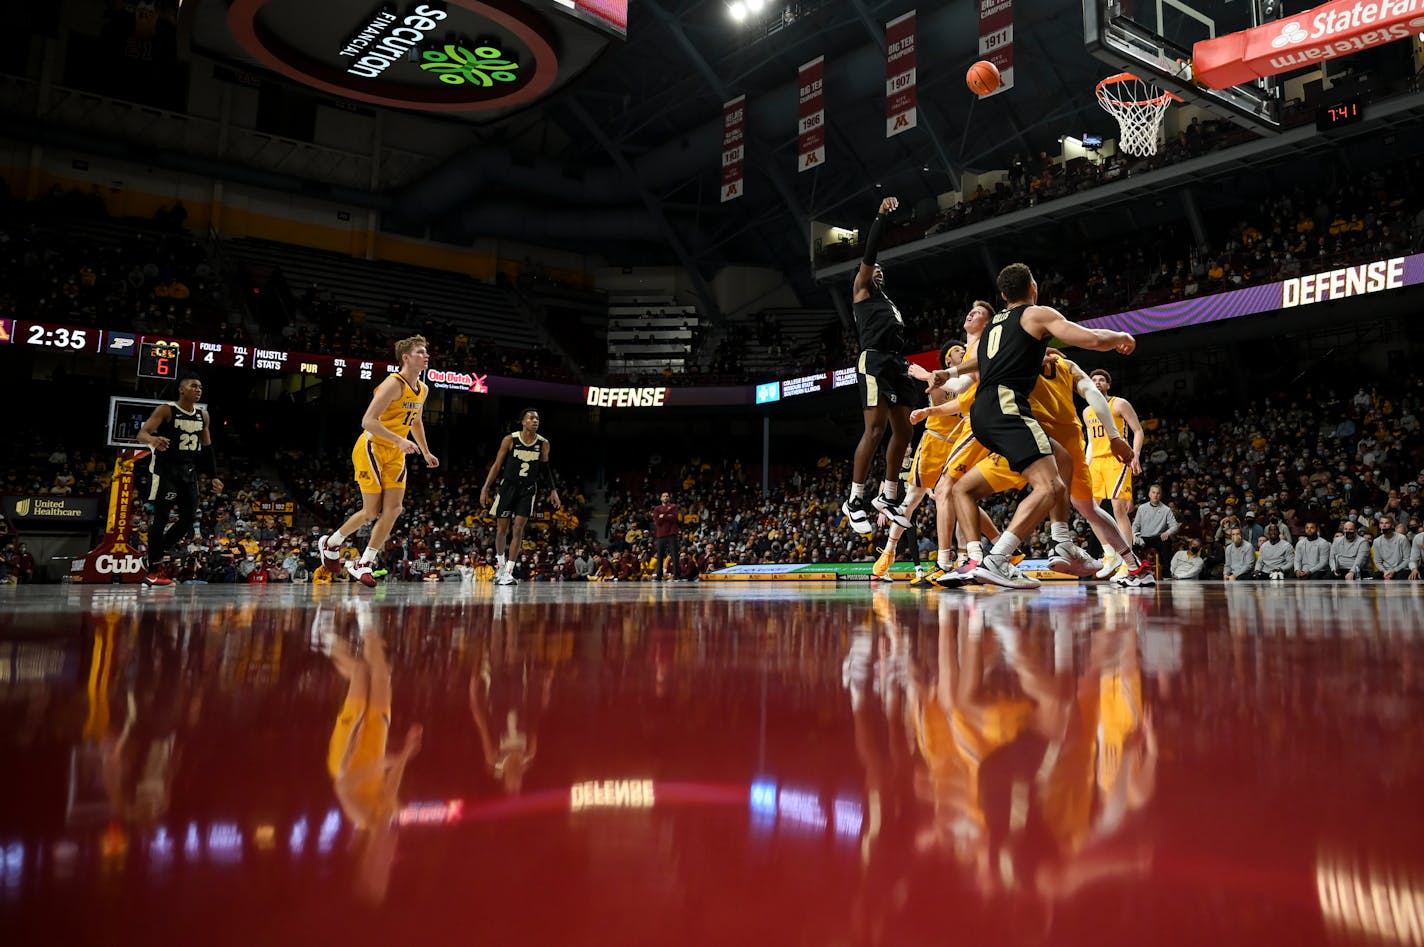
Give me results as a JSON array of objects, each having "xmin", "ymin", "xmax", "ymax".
[
  {"xmin": 324, "ymin": 603, "xmax": 423, "ymax": 903},
  {"xmin": 850, "ymin": 591, "xmax": 1158, "ymax": 941},
  {"xmin": 469, "ymin": 624, "xmax": 554, "ymax": 795}
]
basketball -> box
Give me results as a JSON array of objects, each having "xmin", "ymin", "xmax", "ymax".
[{"xmin": 966, "ymin": 60, "xmax": 1001, "ymax": 96}]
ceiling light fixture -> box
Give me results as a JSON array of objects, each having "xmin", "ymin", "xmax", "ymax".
[
  {"xmin": 729, "ymin": 2, "xmax": 748, "ymax": 22},
  {"xmin": 747, "ymin": 0, "xmax": 766, "ymax": 11}
]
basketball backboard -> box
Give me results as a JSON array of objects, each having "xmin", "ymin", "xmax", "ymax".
[{"xmin": 1084, "ymin": 0, "xmax": 1283, "ymax": 130}]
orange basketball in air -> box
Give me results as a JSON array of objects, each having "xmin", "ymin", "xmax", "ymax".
[{"xmin": 966, "ymin": 60, "xmax": 1001, "ymax": 96}]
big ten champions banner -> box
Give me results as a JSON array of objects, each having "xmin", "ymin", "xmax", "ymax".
[
  {"xmin": 979, "ymin": 0, "xmax": 1014, "ymax": 94},
  {"xmin": 885, "ymin": 11, "xmax": 917, "ymax": 137},
  {"xmin": 73, "ymin": 450, "xmax": 149, "ymax": 583},
  {"xmin": 798, "ymin": 57, "xmax": 826, "ymax": 171},
  {"xmin": 721, "ymin": 94, "xmax": 746, "ymax": 202}
]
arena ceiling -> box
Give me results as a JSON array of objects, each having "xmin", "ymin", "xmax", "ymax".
[{"xmin": 177, "ymin": 0, "xmax": 1424, "ymax": 312}]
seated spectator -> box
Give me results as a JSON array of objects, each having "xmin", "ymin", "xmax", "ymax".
[{"xmin": 1169, "ymin": 539, "xmax": 1205, "ymax": 580}]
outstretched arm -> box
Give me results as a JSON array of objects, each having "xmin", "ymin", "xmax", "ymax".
[{"xmin": 1026, "ymin": 305, "xmax": 1135, "ymax": 354}]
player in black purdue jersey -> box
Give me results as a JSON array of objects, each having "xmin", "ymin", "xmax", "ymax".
[
  {"xmin": 480, "ymin": 409, "xmax": 561, "ymax": 586},
  {"xmin": 137, "ymin": 377, "xmax": 223, "ymax": 587},
  {"xmin": 953, "ymin": 263, "xmax": 1135, "ymax": 589},
  {"xmin": 843, "ymin": 196, "xmax": 919, "ymax": 537}
]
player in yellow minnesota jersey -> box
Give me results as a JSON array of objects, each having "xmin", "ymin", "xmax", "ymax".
[
  {"xmin": 889, "ymin": 302, "xmax": 1007, "ymax": 587},
  {"xmin": 946, "ymin": 351, "xmax": 1152, "ymax": 585},
  {"xmin": 323, "ymin": 607, "xmax": 423, "ymax": 903},
  {"xmin": 1082, "ymin": 369, "xmax": 1145, "ymax": 578},
  {"xmin": 319, "ymin": 335, "xmax": 439, "ymax": 587}
]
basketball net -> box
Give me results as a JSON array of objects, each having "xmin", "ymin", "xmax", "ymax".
[{"xmin": 1095, "ymin": 73, "xmax": 1181, "ymax": 158}]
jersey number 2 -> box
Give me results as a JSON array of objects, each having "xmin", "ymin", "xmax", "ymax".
[
  {"xmin": 985, "ymin": 325, "xmax": 1003, "ymax": 359},
  {"xmin": 519, "ymin": 461, "xmax": 531, "ymax": 477}
]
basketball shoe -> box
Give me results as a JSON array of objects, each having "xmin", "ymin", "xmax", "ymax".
[
  {"xmin": 971, "ymin": 554, "xmax": 1042, "ymax": 590},
  {"xmin": 1048, "ymin": 541, "xmax": 1100, "ymax": 578},
  {"xmin": 842, "ymin": 496, "xmax": 874, "ymax": 536},
  {"xmin": 872, "ymin": 545, "xmax": 896, "ymax": 581},
  {"xmin": 871, "ymin": 492, "xmax": 912, "ymax": 530}
]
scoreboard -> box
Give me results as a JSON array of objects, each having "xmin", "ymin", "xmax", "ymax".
[
  {"xmin": 191, "ymin": 340, "xmax": 398, "ymax": 381},
  {"xmin": 1, "ymin": 317, "xmax": 865, "ymax": 408}
]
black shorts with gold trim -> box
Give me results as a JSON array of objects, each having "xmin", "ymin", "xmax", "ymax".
[
  {"xmin": 968, "ymin": 384, "xmax": 1054, "ymax": 474},
  {"xmin": 856, "ymin": 349, "xmax": 920, "ymax": 410}
]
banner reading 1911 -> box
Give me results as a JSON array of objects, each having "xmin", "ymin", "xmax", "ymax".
[{"xmin": 721, "ymin": 94, "xmax": 746, "ymax": 202}]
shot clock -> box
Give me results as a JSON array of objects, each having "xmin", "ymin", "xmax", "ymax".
[{"xmin": 139, "ymin": 340, "xmax": 183, "ymax": 379}]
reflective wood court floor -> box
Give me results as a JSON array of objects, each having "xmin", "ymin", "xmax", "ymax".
[{"xmin": 1, "ymin": 581, "xmax": 1422, "ymax": 946}]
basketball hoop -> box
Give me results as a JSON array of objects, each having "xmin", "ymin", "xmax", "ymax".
[{"xmin": 1095, "ymin": 72, "xmax": 1182, "ymax": 158}]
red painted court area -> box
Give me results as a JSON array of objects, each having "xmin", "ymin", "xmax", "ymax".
[{"xmin": 1, "ymin": 582, "xmax": 1422, "ymax": 946}]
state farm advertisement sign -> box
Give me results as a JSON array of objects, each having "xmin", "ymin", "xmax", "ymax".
[{"xmin": 1195, "ymin": 0, "xmax": 1424, "ymax": 88}]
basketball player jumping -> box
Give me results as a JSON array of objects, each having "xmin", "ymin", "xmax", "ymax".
[
  {"xmin": 319, "ymin": 335, "xmax": 438, "ymax": 588},
  {"xmin": 843, "ymin": 196, "xmax": 918, "ymax": 537},
  {"xmin": 137, "ymin": 376, "xmax": 223, "ymax": 587},
  {"xmin": 480, "ymin": 408, "xmax": 561, "ymax": 586},
  {"xmin": 1082, "ymin": 369, "xmax": 1145, "ymax": 579},
  {"xmin": 951, "ymin": 263, "xmax": 1135, "ymax": 589}
]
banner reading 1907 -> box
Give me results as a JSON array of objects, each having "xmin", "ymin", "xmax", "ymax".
[
  {"xmin": 885, "ymin": 11, "xmax": 916, "ymax": 137},
  {"xmin": 798, "ymin": 56, "xmax": 825, "ymax": 172},
  {"xmin": 721, "ymin": 94, "xmax": 746, "ymax": 202}
]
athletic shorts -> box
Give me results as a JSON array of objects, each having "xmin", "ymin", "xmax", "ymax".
[
  {"xmin": 1089, "ymin": 457, "xmax": 1133, "ymax": 500},
  {"xmin": 491, "ymin": 480, "xmax": 538, "ymax": 519},
  {"xmin": 974, "ymin": 420, "xmax": 1093, "ymax": 502},
  {"xmin": 857, "ymin": 349, "xmax": 920, "ymax": 410},
  {"xmin": 352, "ymin": 433, "xmax": 407, "ymax": 494},
  {"xmin": 911, "ymin": 426, "xmax": 955, "ymax": 489},
  {"xmin": 968, "ymin": 385, "xmax": 1055, "ymax": 474},
  {"xmin": 942, "ymin": 421, "xmax": 993, "ymax": 483}
]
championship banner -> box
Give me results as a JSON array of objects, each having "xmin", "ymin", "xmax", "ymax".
[
  {"xmin": 721, "ymin": 94, "xmax": 746, "ymax": 202},
  {"xmin": 73, "ymin": 449, "xmax": 149, "ymax": 583},
  {"xmin": 978, "ymin": 0, "xmax": 1014, "ymax": 94},
  {"xmin": 885, "ymin": 11, "xmax": 917, "ymax": 137},
  {"xmin": 797, "ymin": 56, "xmax": 825, "ymax": 172}
]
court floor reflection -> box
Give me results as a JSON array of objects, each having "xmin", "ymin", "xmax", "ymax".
[{"xmin": 1, "ymin": 582, "xmax": 1422, "ymax": 946}]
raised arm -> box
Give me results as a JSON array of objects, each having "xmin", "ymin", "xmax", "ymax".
[{"xmin": 852, "ymin": 197, "xmax": 898, "ymax": 301}]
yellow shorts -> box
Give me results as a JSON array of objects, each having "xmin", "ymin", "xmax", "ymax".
[
  {"xmin": 943, "ymin": 421, "xmax": 993, "ymax": 483},
  {"xmin": 327, "ymin": 696, "xmax": 391, "ymax": 779},
  {"xmin": 1089, "ymin": 457, "xmax": 1132, "ymax": 500},
  {"xmin": 950, "ymin": 699, "xmax": 1035, "ymax": 767},
  {"xmin": 973, "ymin": 420, "xmax": 1093, "ymax": 503},
  {"xmin": 352, "ymin": 433, "xmax": 408, "ymax": 494},
  {"xmin": 911, "ymin": 425, "xmax": 956, "ymax": 488}
]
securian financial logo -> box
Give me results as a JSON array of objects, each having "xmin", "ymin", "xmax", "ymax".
[{"xmin": 420, "ymin": 46, "xmax": 520, "ymax": 87}]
